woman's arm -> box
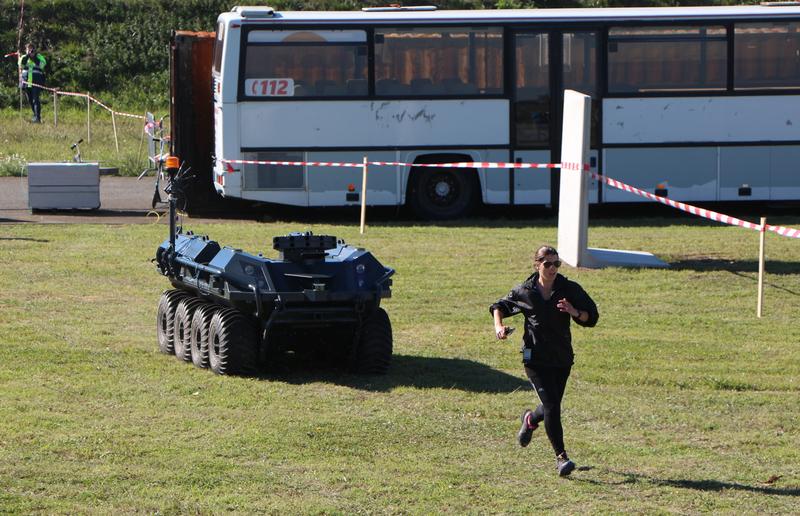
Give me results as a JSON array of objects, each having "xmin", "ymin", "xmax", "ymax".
[{"xmin": 493, "ymin": 308, "xmax": 510, "ymax": 339}]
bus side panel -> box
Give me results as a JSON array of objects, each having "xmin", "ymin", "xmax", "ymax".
[
  {"xmin": 719, "ymin": 147, "xmax": 770, "ymax": 201},
  {"xmin": 481, "ymin": 149, "xmax": 512, "ymax": 205},
  {"xmin": 238, "ymin": 100, "xmax": 509, "ymax": 148},
  {"xmin": 603, "ymin": 148, "xmax": 718, "ymax": 203},
  {"xmin": 512, "ymin": 150, "xmax": 551, "ymax": 205},
  {"xmin": 307, "ymin": 151, "xmax": 397, "ymax": 206},
  {"xmin": 214, "ymin": 18, "xmax": 244, "ymax": 198},
  {"xmin": 603, "ymin": 96, "xmax": 800, "ymax": 144},
  {"xmin": 770, "ymin": 146, "xmax": 800, "ymax": 201}
]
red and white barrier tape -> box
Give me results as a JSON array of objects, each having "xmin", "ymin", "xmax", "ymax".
[
  {"xmin": 589, "ymin": 171, "xmax": 799, "ymax": 239},
  {"xmin": 21, "ymin": 81, "xmax": 145, "ymax": 120},
  {"xmin": 220, "ymin": 157, "xmax": 799, "ymax": 239},
  {"xmin": 222, "ymin": 158, "xmax": 570, "ymax": 170}
]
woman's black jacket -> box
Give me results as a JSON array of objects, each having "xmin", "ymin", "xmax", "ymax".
[{"xmin": 490, "ymin": 272, "xmax": 598, "ymax": 367}]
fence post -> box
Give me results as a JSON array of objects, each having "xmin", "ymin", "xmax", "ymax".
[
  {"xmin": 111, "ymin": 111, "xmax": 120, "ymax": 154},
  {"xmin": 53, "ymin": 91, "xmax": 58, "ymax": 127},
  {"xmin": 360, "ymin": 156, "xmax": 368, "ymax": 234},
  {"xmin": 757, "ymin": 216, "xmax": 766, "ymax": 318},
  {"xmin": 86, "ymin": 95, "xmax": 91, "ymax": 143}
]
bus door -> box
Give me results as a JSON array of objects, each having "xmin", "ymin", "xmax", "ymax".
[
  {"xmin": 512, "ymin": 30, "xmax": 552, "ymax": 205},
  {"xmin": 512, "ymin": 29, "xmax": 600, "ymax": 205}
]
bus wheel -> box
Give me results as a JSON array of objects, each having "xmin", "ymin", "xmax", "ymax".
[{"xmin": 409, "ymin": 168, "xmax": 477, "ymax": 220}]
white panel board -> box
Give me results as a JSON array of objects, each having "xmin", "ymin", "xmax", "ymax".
[
  {"xmin": 239, "ymin": 100, "xmax": 509, "ymax": 148},
  {"xmin": 603, "ymin": 96, "xmax": 800, "ymax": 144},
  {"xmin": 557, "ymin": 90, "xmax": 592, "ymax": 267}
]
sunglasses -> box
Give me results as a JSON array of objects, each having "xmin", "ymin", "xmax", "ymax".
[{"xmin": 540, "ymin": 260, "xmax": 561, "ymax": 269}]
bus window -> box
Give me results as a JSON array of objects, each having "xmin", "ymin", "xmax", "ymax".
[
  {"xmin": 735, "ymin": 22, "xmax": 800, "ymax": 90},
  {"xmin": 562, "ymin": 32, "xmax": 599, "ymax": 148},
  {"xmin": 515, "ymin": 32, "xmax": 549, "ymax": 147},
  {"xmin": 243, "ymin": 152, "xmax": 304, "ymax": 189},
  {"xmin": 608, "ymin": 26, "xmax": 727, "ymax": 93},
  {"xmin": 243, "ymin": 30, "xmax": 367, "ymax": 97},
  {"xmin": 213, "ymin": 22, "xmax": 224, "ymax": 74},
  {"xmin": 374, "ymin": 27, "xmax": 503, "ymax": 96}
]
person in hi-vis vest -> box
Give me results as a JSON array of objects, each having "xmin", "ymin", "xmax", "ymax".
[{"xmin": 18, "ymin": 43, "xmax": 47, "ymax": 123}]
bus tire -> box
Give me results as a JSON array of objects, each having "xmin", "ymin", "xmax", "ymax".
[{"xmin": 408, "ymin": 167, "xmax": 478, "ymax": 220}]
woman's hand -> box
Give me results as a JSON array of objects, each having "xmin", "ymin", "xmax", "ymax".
[
  {"xmin": 495, "ymin": 324, "xmax": 508, "ymax": 340},
  {"xmin": 557, "ymin": 298, "xmax": 580, "ymax": 318}
]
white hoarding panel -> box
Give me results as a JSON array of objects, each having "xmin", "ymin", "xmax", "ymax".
[{"xmin": 603, "ymin": 96, "xmax": 800, "ymax": 144}]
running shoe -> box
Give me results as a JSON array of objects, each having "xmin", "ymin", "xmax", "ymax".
[
  {"xmin": 556, "ymin": 453, "xmax": 576, "ymax": 477},
  {"xmin": 517, "ymin": 409, "xmax": 537, "ymax": 447}
]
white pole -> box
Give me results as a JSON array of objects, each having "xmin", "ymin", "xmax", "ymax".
[
  {"xmin": 111, "ymin": 111, "xmax": 119, "ymax": 154},
  {"xmin": 86, "ymin": 95, "xmax": 91, "ymax": 143},
  {"xmin": 360, "ymin": 156, "xmax": 368, "ymax": 234},
  {"xmin": 757, "ymin": 216, "xmax": 766, "ymax": 318},
  {"xmin": 53, "ymin": 91, "xmax": 58, "ymax": 127}
]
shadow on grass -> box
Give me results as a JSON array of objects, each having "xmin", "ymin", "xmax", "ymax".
[
  {"xmin": 670, "ymin": 258, "xmax": 800, "ymax": 276},
  {"xmin": 28, "ymin": 209, "xmax": 151, "ymax": 218},
  {"xmin": 669, "ymin": 258, "xmax": 800, "ymax": 296},
  {"xmin": 265, "ymin": 354, "xmax": 529, "ymax": 393},
  {"xmin": 572, "ymin": 469, "xmax": 800, "ymax": 496},
  {"xmin": 0, "ymin": 236, "xmax": 49, "ymax": 242}
]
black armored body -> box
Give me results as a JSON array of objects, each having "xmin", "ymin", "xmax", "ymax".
[{"xmin": 153, "ymin": 160, "xmax": 393, "ymax": 375}]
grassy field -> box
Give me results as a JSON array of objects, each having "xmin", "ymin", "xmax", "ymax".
[
  {"xmin": 0, "ymin": 104, "xmax": 164, "ymax": 177},
  {"xmin": 0, "ymin": 217, "xmax": 798, "ymax": 513}
]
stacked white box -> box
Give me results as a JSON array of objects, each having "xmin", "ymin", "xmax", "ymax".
[{"xmin": 27, "ymin": 162, "xmax": 100, "ymax": 210}]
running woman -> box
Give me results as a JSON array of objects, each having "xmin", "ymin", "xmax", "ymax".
[{"xmin": 490, "ymin": 245, "xmax": 598, "ymax": 477}]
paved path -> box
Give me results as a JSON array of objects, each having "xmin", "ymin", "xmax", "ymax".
[{"xmin": 0, "ymin": 176, "xmax": 225, "ymax": 224}]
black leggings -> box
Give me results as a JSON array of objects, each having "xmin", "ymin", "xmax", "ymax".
[
  {"xmin": 524, "ymin": 365, "xmax": 571, "ymax": 456},
  {"xmin": 25, "ymin": 87, "xmax": 41, "ymax": 120}
]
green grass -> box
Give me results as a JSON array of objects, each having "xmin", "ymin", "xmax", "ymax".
[
  {"xmin": 0, "ymin": 104, "xmax": 165, "ymax": 177},
  {"xmin": 0, "ymin": 218, "xmax": 799, "ymax": 513}
]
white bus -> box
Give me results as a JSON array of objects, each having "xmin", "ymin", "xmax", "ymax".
[{"xmin": 210, "ymin": 4, "xmax": 800, "ymax": 219}]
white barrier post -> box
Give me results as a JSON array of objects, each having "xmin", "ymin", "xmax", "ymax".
[
  {"xmin": 360, "ymin": 156, "xmax": 368, "ymax": 234},
  {"xmin": 111, "ymin": 111, "xmax": 120, "ymax": 154},
  {"xmin": 86, "ymin": 95, "xmax": 91, "ymax": 143},
  {"xmin": 557, "ymin": 90, "xmax": 592, "ymax": 266},
  {"xmin": 757, "ymin": 216, "xmax": 766, "ymax": 318}
]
